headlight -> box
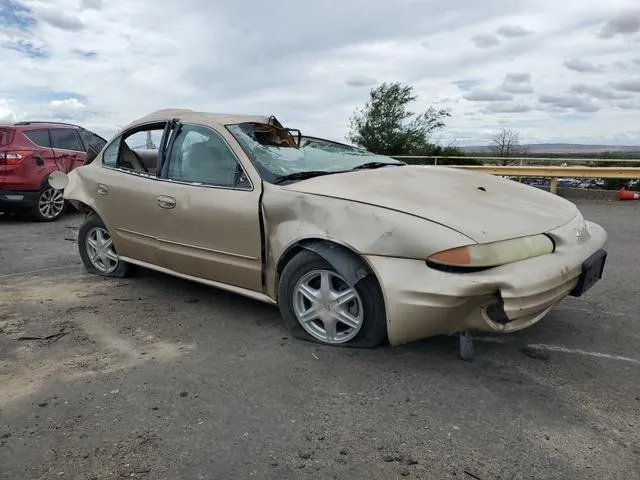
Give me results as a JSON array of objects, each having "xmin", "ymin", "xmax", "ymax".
[{"xmin": 427, "ymin": 234, "xmax": 555, "ymax": 270}]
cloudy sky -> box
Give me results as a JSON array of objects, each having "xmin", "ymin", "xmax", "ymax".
[{"xmin": 1, "ymin": 0, "xmax": 640, "ymax": 146}]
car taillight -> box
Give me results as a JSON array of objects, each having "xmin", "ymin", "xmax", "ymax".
[{"xmin": 0, "ymin": 151, "xmax": 31, "ymax": 166}]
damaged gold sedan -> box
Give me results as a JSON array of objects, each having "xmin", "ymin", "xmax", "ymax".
[{"xmin": 55, "ymin": 109, "xmax": 608, "ymax": 352}]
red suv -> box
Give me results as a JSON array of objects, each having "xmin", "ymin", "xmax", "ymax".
[{"xmin": 0, "ymin": 121, "xmax": 106, "ymax": 221}]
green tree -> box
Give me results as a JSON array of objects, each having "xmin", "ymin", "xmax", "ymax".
[{"xmin": 347, "ymin": 82, "xmax": 450, "ymax": 156}]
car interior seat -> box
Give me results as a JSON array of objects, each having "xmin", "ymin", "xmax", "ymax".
[{"xmin": 118, "ymin": 141, "xmax": 148, "ymax": 173}]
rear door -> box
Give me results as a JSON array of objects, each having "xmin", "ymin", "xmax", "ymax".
[
  {"xmin": 20, "ymin": 128, "xmax": 57, "ymax": 188},
  {"xmin": 86, "ymin": 123, "xmax": 169, "ymax": 267},
  {"xmin": 50, "ymin": 128, "xmax": 86, "ymax": 172}
]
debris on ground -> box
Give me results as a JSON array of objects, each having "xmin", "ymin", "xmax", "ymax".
[{"xmin": 18, "ymin": 327, "xmax": 68, "ymax": 344}]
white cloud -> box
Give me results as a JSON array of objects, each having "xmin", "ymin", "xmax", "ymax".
[
  {"xmin": 502, "ymin": 83, "xmax": 534, "ymax": 94},
  {"xmin": 611, "ymin": 79, "xmax": 640, "ymax": 92},
  {"xmin": 471, "ymin": 33, "xmax": 500, "ymax": 48},
  {"xmin": 345, "ymin": 75, "xmax": 377, "ymax": 87},
  {"xmin": 570, "ymin": 84, "xmax": 630, "ymax": 100},
  {"xmin": 482, "ymin": 103, "xmax": 532, "ymax": 113},
  {"xmin": 505, "ymin": 73, "xmax": 532, "ymax": 83},
  {"xmin": 496, "ymin": 25, "xmax": 534, "ymax": 37},
  {"xmin": 37, "ymin": 9, "xmax": 83, "ymax": 32},
  {"xmin": 81, "ymin": 0, "xmax": 102, "ymax": 10},
  {"xmin": 464, "ymin": 89, "xmax": 513, "ymax": 102},
  {"xmin": 48, "ymin": 98, "xmax": 87, "ymax": 119},
  {"xmin": 501, "ymin": 72, "xmax": 534, "ymax": 94},
  {"xmin": 0, "ymin": 0, "xmax": 639, "ymax": 146},
  {"xmin": 0, "ymin": 99, "xmax": 17, "ymax": 123},
  {"xmin": 563, "ymin": 59, "xmax": 607, "ymax": 73},
  {"xmin": 539, "ymin": 94, "xmax": 600, "ymax": 113},
  {"xmin": 598, "ymin": 9, "xmax": 640, "ymax": 38}
]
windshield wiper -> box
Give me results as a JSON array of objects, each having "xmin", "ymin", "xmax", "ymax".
[
  {"xmin": 272, "ymin": 170, "xmax": 337, "ymax": 184},
  {"xmin": 351, "ymin": 161, "xmax": 404, "ymax": 171}
]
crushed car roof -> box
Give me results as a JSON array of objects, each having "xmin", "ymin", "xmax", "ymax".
[{"xmin": 125, "ymin": 108, "xmax": 281, "ymax": 130}]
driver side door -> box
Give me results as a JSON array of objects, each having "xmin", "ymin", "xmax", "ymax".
[{"xmin": 154, "ymin": 123, "xmax": 263, "ymax": 292}]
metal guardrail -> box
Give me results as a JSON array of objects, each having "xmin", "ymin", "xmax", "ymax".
[
  {"xmin": 446, "ymin": 166, "xmax": 640, "ymax": 193},
  {"xmin": 391, "ymin": 155, "xmax": 640, "ymax": 164},
  {"xmin": 391, "ymin": 156, "xmax": 640, "ymax": 193}
]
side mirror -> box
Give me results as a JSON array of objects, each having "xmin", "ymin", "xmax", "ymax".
[{"xmin": 48, "ymin": 170, "xmax": 69, "ymax": 190}]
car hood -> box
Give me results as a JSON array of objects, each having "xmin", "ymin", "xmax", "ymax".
[{"xmin": 281, "ymin": 165, "xmax": 578, "ymax": 243}]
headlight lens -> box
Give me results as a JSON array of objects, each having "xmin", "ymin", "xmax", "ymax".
[{"xmin": 427, "ymin": 234, "xmax": 555, "ymax": 269}]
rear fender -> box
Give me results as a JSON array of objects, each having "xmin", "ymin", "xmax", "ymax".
[{"xmin": 63, "ymin": 169, "xmax": 99, "ymax": 216}]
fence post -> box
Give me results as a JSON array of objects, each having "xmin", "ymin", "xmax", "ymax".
[
  {"xmin": 550, "ymin": 177, "xmax": 558, "ymax": 194},
  {"xmin": 518, "ymin": 158, "xmax": 523, "ymax": 183}
]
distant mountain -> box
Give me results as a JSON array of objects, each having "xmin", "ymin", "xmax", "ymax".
[{"xmin": 462, "ymin": 143, "xmax": 640, "ymax": 155}]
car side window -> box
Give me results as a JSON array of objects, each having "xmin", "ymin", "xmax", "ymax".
[
  {"xmin": 24, "ymin": 129, "xmax": 51, "ymax": 148},
  {"xmin": 79, "ymin": 130, "xmax": 106, "ymax": 152},
  {"xmin": 102, "ymin": 137, "xmax": 121, "ymax": 168},
  {"xmin": 50, "ymin": 128, "xmax": 84, "ymax": 151},
  {"xmin": 166, "ymin": 124, "xmax": 249, "ymax": 189}
]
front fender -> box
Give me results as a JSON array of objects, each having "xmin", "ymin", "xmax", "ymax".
[{"xmin": 261, "ymin": 184, "xmax": 475, "ymax": 297}]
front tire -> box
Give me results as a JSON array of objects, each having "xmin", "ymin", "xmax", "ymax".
[
  {"xmin": 77, "ymin": 215, "xmax": 134, "ymax": 278},
  {"xmin": 277, "ymin": 250, "xmax": 387, "ymax": 348}
]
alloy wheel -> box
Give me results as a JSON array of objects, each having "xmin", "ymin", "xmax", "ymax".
[{"xmin": 38, "ymin": 187, "xmax": 65, "ymax": 220}]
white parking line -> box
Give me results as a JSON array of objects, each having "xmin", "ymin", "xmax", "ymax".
[
  {"xmin": 476, "ymin": 337, "xmax": 640, "ymax": 365},
  {"xmin": 0, "ymin": 264, "xmax": 80, "ymax": 279}
]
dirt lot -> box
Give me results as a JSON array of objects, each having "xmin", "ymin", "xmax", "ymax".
[{"xmin": 1, "ymin": 200, "xmax": 639, "ymax": 479}]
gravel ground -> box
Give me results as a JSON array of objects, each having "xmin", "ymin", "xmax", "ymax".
[{"xmin": 0, "ymin": 200, "xmax": 639, "ymax": 480}]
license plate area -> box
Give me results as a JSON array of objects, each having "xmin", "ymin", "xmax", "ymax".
[{"xmin": 570, "ymin": 249, "xmax": 607, "ymax": 297}]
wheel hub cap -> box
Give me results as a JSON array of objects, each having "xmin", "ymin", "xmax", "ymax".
[
  {"xmin": 85, "ymin": 227, "xmax": 119, "ymax": 274},
  {"xmin": 293, "ymin": 269, "xmax": 364, "ymax": 344}
]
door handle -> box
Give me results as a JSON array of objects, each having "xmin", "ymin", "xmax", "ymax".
[
  {"xmin": 97, "ymin": 184, "xmax": 108, "ymax": 195},
  {"xmin": 157, "ymin": 195, "xmax": 176, "ymax": 209}
]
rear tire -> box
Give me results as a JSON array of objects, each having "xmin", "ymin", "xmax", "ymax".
[
  {"xmin": 277, "ymin": 250, "xmax": 387, "ymax": 348},
  {"xmin": 77, "ymin": 215, "xmax": 135, "ymax": 278},
  {"xmin": 30, "ymin": 186, "xmax": 66, "ymax": 222}
]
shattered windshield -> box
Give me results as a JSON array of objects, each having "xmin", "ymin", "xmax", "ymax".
[{"xmin": 226, "ymin": 123, "xmax": 404, "ymax": 183}]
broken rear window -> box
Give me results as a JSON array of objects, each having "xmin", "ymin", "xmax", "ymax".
[{"xmin": 227, "ymin": 123, "xmax": 403, "ymax": 183}]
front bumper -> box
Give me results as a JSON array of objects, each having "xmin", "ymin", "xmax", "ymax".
[
  {"xmin": 0, "ymin": 189, "xmax": 40, "ymax": 210},
  {"xmin": 365, "ymin": 216, "xmax": 608, "ymax": 346}
]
